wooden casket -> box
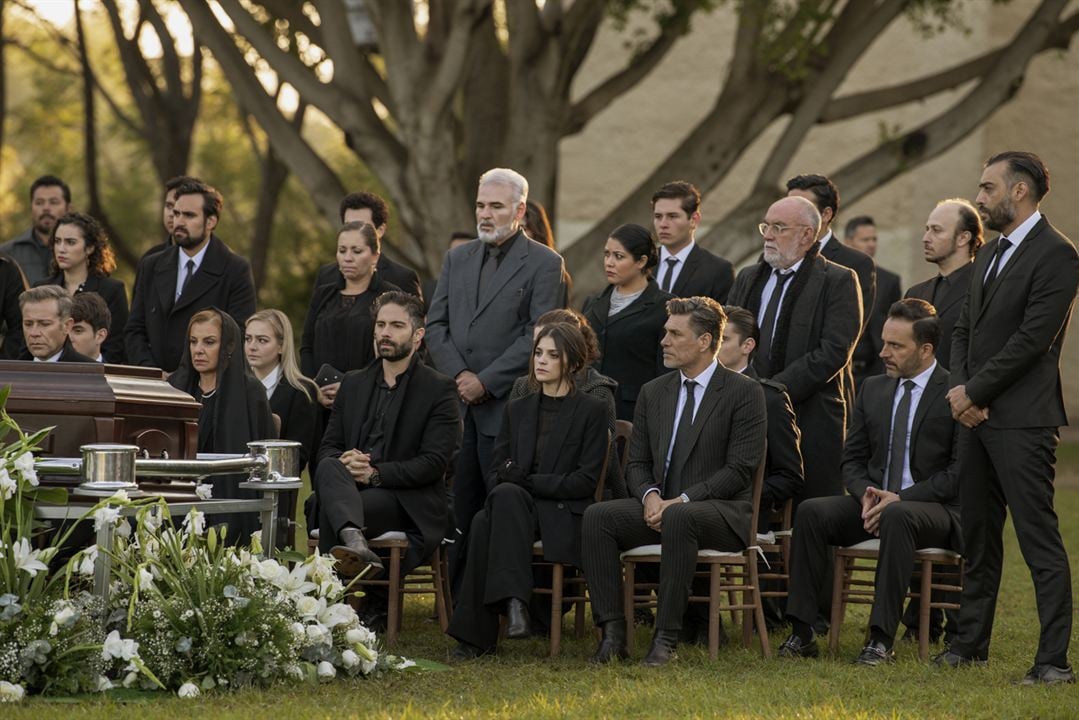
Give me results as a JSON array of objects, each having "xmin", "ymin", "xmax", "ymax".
[{"xmin": 0, "ymin": 360, "xmax": 200, "ymax": 487}]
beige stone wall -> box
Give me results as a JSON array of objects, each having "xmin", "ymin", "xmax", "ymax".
[{"xmin": 559, "ymin": 0, "xmax": 1079, "ymax": 414}]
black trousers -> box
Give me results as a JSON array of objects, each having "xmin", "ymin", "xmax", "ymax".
[
  {"xmin": 785, "ymin": 495, "xmax": 954, "ymax": 643},
  {"xmin": 316, "ymin": 458, "xmax": 415, "ymax": 559},
  {"xmin": 582, "ymin": 498, "xmax": 742, "ymax": 632},
  {"xmin": 446, "ymin": 483, "xmax": 541, "ymax": 649},
  {"xmin": 449, "ymin": 411, "xmax": 495, "ymax": 595},
  {"xmin": 951, "ymin": 425, "xmax": 1071, "ymax": 666}
]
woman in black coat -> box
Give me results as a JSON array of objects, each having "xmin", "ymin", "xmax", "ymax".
[
  {"xmin": 169, "ymin": 307, "xmax": 276, "ymax": 545},
  {"xmin": 34, "ymin": 212, "xmax": 128, "ymax": 363},
  {"xmin": 581, "ymin": 223, "xmax": 672, "ymax": 421},
  {"xmin": 300, "ymin": 221, "xmax": 399, "ymax": 408},
  {"xmin": 447, "ymin": 322, "xmax": 609, "ymax": 658}
]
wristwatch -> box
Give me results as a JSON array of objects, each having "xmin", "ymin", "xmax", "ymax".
[{"xmin": 369, "ymin": 468, "xmax": 381, "ymax": 487}]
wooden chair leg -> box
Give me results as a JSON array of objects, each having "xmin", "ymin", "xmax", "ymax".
[
  {"xmin": 724, "ymin": 565, "xmax": 739, "ymax": 625},
  {"xmin": 749, "ymin": 555, "xmax": 771, "ymax": 657},
  {"xmin": 385, "ymin": 546, "xmax": 402, "ymax": 646},
  {"xmin": 709, "ymin": 564, "xmax": 723, "ymax": 660},
  {"xmin": 623, "ymin": 561, "xmax": 636, "ymax": 646},
  {"xmin": 919, "ymin": 558, "xmax": 933, "ymax": 662},
  {"xmin": 432, "ymin": 547, "xmax": 449, "ymax": 633},
  {"xmin": 828, "ymin": 552, "xmax": 846, "ymax": 654},
  {"xmin": 574, "ymin": 588, "xmax": 587, "ymax": 640},
  {"xmin": 549, "ymin": 562, "xmax": 564, "ymax": 658}
]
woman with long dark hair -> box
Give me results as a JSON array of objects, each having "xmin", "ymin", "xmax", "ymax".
[
  {"xmin": 581, "ymin": 223, "xmax": 672, "ymax": 421},
  {"xmin": 34, "ymin": 211, "xmax": 128, "ymax": 362},
  {"xmin": 169, "ymin": 308, "xmax": 276, "ymax": 544},
  {"xmin": 446, "ymin": 322, "xmax": 609, "ymax": 659}
]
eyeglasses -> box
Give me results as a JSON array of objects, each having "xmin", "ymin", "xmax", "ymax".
[{"xmin": 758, "ymin": 223, "xmax": 811, "ymax": 236}]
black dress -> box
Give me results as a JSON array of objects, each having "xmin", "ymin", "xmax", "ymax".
[
  {"xmin": 35, "ymin": 273, "xmax": 129, "ymax": 363},
  {"xmin": 300, "ymin": 272, "xmax": 399, "ymax": 377},
  {"xmin": 168, "ymin": 308, "xmax": 276, "ymax": 545},
  {"xmin": 269, "ymin": 376, "xmax": 321, "ymax": 471}
]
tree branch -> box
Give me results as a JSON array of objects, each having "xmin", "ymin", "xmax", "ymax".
[
  {"xmin": 421, "ymin": 0, "xmax": 492, "ymax": 121},
  {"xmin": 822, "ymin": 7, "xmax": 1079, "ymax": 123},
  {"xmin": 139, "ymin": 0, "xmax": 182, "ymax": 93}
]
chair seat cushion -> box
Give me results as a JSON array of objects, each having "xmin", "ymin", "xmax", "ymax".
[
  {"xmin": 844, "ymin": 539, "xmax": 881, "ymax": 551},
  {"xmin": 914, "ymin": 547, "xmax": 962, "ymax": 559},
  {"xmin": 371, "ymin": 531, "xmax": 408, "ymax": 542},
  {"xmin": 620, "ymin": 544, "xmax": 744, "ymax": 560}
]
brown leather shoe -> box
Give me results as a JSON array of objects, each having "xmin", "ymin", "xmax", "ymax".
[{"xmin": 331, "ymin": 527, "xmax": 383, "ymax": 578}]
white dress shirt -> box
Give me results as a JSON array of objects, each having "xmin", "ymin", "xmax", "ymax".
[
  {"xmin": 176, "ymin": 243, "xmax": 210, "ymax": 300},
  {"xmin": 983, "ymin": 210, "xmax": 1041, "ymax": 283},
  {"xmin": 658, "ymin": 240, "xmax": 696, "ymax": 291},
  {"xmin": 260, "ymin": 364, "xmax": 282, "ymax": 400},
  {"xmin": 885, "ymin": 361, "xmax": 937, "ymax": 491},
  {"xmin": 33, "ymin": 349, "xmax": 63, "ymax": 363},
  {"xmin": 818, "ymin": 230, "xmax": 835, "ymax": 252},
  {"xmin": 756, "ymin": 256, "xmax": 805, "ymax": 333}
]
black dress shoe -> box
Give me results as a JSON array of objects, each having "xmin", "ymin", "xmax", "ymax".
[
  {"xmin": 931, "ymin": 649, "xmax": 987, "ymax": 668},
  {"xmin": 332, "ymin": 528, "xmax": 384, "ymax": 578},
  {"xmin": 778, "ymin": 633, "xmax": 819, "ymax": 658},
  {"xmin": 1018, "ymin": 664, "xmax": 1075, "ymax": 686},
  {"xmin": 589, "ymin": 621, "xmax": 629, "ymax": 664},
  {"xmin": 505, "ymin": 598, "xmax": 531, "ymax": 640},
  {"xmin": 853, "ymin": 640, "xmax": 895, "ymax": 666},
  {"xmin": 448, "ymin": 641, "xmax": 492, "ymax": 662},
  {"xmin": 641, "ymin": 630, "xmax": 678, "ymax": 667}
]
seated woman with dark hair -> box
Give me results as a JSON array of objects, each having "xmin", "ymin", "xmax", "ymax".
[
  {"xmin": 34, "ymin": 211, "xmax": 129, "ymax": 363},
  {"xmin": 446, "ymin": 322, "xmax": 609, "ymax": 660},
  {"xmin": 169, "ymin": 308, "xmax": 276, "ymax": 544}
]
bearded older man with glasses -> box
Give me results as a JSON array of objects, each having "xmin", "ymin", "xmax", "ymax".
[{"xmin": 728, "ymin": 196, "xmax": 862, "ymax": 502}]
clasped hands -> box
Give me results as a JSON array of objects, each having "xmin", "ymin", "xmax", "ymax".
[
  {"xmin": 340, "ymin": 449, "xmax": 375, "ymax": 485},
  {"xmin": 642, "ymin": 492, "xmax": 681, "ymax": 532},
  {"xmin": 860, "ymin": 486, "xmax": 900, "ymax": 536},
  {"xmin": 495, "ymin": 460, "xmax": 533, "ymax": 493},
  {"xmin": 946, "ymin": 384, "xmax": 989, "ymax": 428},
  {"xmin": 456, "ymin": 371, "xmax": 488, "ymax": 405}
]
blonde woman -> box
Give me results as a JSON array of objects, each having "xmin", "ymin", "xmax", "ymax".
[{"xmin": 245, "ymin": 309, "xmax": 321, "ymax": 470}]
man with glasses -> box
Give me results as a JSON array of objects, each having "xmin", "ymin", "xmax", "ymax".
[{"xmin": 729, "ymin": 196, "xmax": 862, "ymax": 501}]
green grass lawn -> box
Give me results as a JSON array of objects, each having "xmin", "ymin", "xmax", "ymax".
[{"xmin": 12, "ymin": 458, "xmax": 1079, "ymax": 718}]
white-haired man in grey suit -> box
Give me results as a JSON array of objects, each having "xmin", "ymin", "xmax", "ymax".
[{"xmin": 426, "ymin": 168, "xmax": 567, "ymax": 591}]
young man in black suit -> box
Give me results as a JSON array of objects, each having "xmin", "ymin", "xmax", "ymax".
[
  {"xmin": 844, "ymin": 215, "xmax": 901, "ymax": 386},
  {"xmin": 582, "ymin": 297, "xmax": 766, "ymax": 667},
  {"xmin": 651, "ymin": 182, "xmax": 734, "ymax": 303},
  {"xmin": 904, "ymin": 199, "xmax": 983, "ymax": 369},
  {"xmin": 125, "ymin": 180, "xmax": 256, "ymax": 372},
  {"xmin": 938, "ymin": 151, "xmax": 1077, "ymax": 685},
  {"xmin": 728, "ymin": 196, "xmax": 862, "ymax": 501},
  {"xmin": 778, "ymin": 299, "xmax": 960, "ymax": 665},
  {"xmin": 17, "ymin": 286, "xmax": 95, "ymax": 363},
  {"xmin": 316, "ymin": 291, "xmax": 461, "ymax": 623},
  {"xmin": 312, "ymin": 191, "xmax": 422, "ymax": 298}
]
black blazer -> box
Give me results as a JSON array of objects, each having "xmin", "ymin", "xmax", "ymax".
[
  {"xmin": 669, "ymin": 244, "xmax": 735, "ymax": 303},
  {"xmin": 300, "ymin": 272, "xmax": 399, "ymax": 377},
  {"xmin": 315, "ymin": 254, "xmax": 421, "ymax": 299},
  {"xmin": 270, "ymin": 378, "xmax": 321, "ymax": 471},
  {"xmin": 318, "ymin": 357, "xmax": 461, "ymax": 562},
  {"xmin": 744, "ymin": 366, "xmax": 804, "ymax": 505},
  {"xmin": 905, "ymin": 262, "xmax": 973, "ymax": 370},
  {"xmin": 821, "ymin": 234, "xmax": 876, "ymax": 333},
  {"xmin": 489, "ymin": 392, "xmax": 608, "ymax": 566},
  {"xmin": 36, "ymin": 274, "xmax": 129, "ymax": 364},
  {"xmin": 581, "ymin": 280, "xmax": 672, "ymax": 420},
  {"xmin": 626, "ymin": 366, "xmax": 766, "ymax": 547},
  {"xmin": 0, "ymin": 254, "xmax": 26, "ymax": 359},
  {"xmin": 842, "ymin": 364, "xmax": 961, "ymax": 548},
  {"xmin": 125, "ymin": 236, "xmax": 256, "ymax": 372},
  {"xmin": 952, "ymin": 216, "xmax": 1077, "ymax": 428},
  {"xmin": 853, "ymin": 265, "xmax": 901, "ymax": 378},
  {"xmin": 18, "ymin": 339, "xmax": 97, "ymax": 363}
]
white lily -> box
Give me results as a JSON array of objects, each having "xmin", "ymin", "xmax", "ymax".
[
  {"xmin": 274, "ymin": 563, "xmax": 317, "ymax": 597},
  {"xmin": 101, "ymin": 630, "xmax": 139, "ymax": 661},
  {"xmin": 318, "ymin": 602, "xmax": 356, "ymax": 629},
  {"xmin": 13, "ymin": 452, "xmax": 37, "ymax": 486},
  {"xmin": 10, "ymin": 538, "xmax": 48, "ymax": 577},
  {"xmin": 93, "ymin": 506, "xmax": 121, "ymax": 532},
  {"xmin": 0, "ymin": 469, "xmax": 15, "ymax": 500},
  {"xmin": 181, "ymin": 508, "xmax": 206, "ymax": 535},
  {"xmin": 195, "ymin": 483, "xmax": 213, "ymax": 500},
  {"xmin": 109, "ymin": 488, "xmax": 130, "ymax": 503}
]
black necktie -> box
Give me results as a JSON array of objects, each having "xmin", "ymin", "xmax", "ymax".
[
  {"xmin": 664, "ymin": 379, "xmax": 698, "ymax": 496},
  {"xmin": 660, "ymin": 257, "xmax": 679, "ymax": 293},
  {"xmin": 886, "ymin": 380, "xmax": 915, "ymax": 493},
  {"xmin": 983, "ymin": 237, "xmax": 1012, "ymax": 289},
  {"xmin": 179, "ymin": 259, "xmax": 195, "ymax": 297},
  {"xmin": 757, "ymin": 270, "xmax": 792, "ymax": 376},
  {"xmin": 478, "ymin": 245, "xmax": 501, "ymax": 300}
]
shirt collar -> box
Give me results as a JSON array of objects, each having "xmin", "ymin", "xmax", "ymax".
[
  {"xmin": 901, "ymin": 360, "xmax": 937, "ymax": 392},
  {"xmin": 1002, "ymin": 210, "xmax": 1042, "ymax": 247},
  {"xmin": 96, "ymin": 354, "xmax": 105, "ymax": 363},
  {"xmin": 180, "ymin": 239, "xmax": 211, "ymax": 271},
  {"xmin": 681, "ymin": 358, "xmax": 718, "ymax": 388},
  {"xmin": 818, "ymin": 230, "xmax": 834, "ymax": 251},
  {"xmin": 34, "ymin": 348, "xmax": 64, "ymax": 363},
  {"xmin": 260, "ymin": 364, "xmax": 282, "ymax": 396},
  {"xmin": 771, "ymin": 256, "xmax": 805, "ymax": 276},
  {"xmin": 660, "ymin": 239, "xmax": 695, "ymax": 264}
]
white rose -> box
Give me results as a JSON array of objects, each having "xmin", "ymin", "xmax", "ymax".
[
  {"xmin": 305, "ymin": 623, "xmax": 330, "ymax": 645},
  {"xmin": 346, "ymin": 626, "xmax": 375, "ymax": 646},
  {"xmin": 289, "ymin": 622, "xmax": 306, "ymax": 640},
  {"xmin": 177, "ymin": 682, "xmax": 200, "ymax": 699},
  {"xmin": 293, "ymin": 595, "xmax": 321, "ymax": 619},
  {"xmin": 0, "ymin": 680, "xmax": 25, "ymax": 702},
  {"xmin": 51, "ymin": 604, "xmax": 77, "ymax": 634},
  {"xmin": 195, "ymin": 483, "xmax": 213, "ymax": 500},
  {"xmin": 285, "ymin": 664, "xmax": 304, "ymax": 681},
  {"xmin": 316, "ymin": 661, "xmax": 336, "ymax": 681},
  {"xmin": 340, "ymin": 649, "xmax": 359, "ymax": 668},
  {"xmin": 101, "ymin": 630, "xmax": 139, "ymax": 661}
]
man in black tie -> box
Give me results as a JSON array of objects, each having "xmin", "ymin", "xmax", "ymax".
[
  {"xmin": 125, "ymin": 180, "xmax": 256, "ymax": 372},
  {"xmin": 905, "ymin": 199, "xmax": 983, "ymax": 369},
  {"xmin": 778, "ymin": 298, "xmax": 960, "ymax": 664},
  {"xmin": 937, "ymin": 151, "xmax": 1077, "ymax": 685},
  {"xmin": 651, "ymin": 181, "xmax": 734, "ymax": 303},
  {"xmin": 581, "ymin": 297, "xmax": 766, "ymax": 666},
  {"xmin": 728, "ymin": 196, "xmax": 862, "ymax": 501}
]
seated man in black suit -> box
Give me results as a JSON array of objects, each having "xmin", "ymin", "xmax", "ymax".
[
  {"xmin": 313, "ymin": 191, "xmax": 422, "ymax": 298},
  {"xmin": 651, "ymin": 182, "xmax": 735, "ymax": 303},
  {"xmin": 316, "ymin": 292, "xmax": 460, "ymax": 622},
  {"xmin": 18, "ymin": 285, "xmax": 95, "ymax": 362},
  {"xmin": 582, "ymin": 297, "xmax": 766, "ymax": 667},
  {"xmin": 778, "ymin": 298, "xmax": 960, "ymax": 665}
]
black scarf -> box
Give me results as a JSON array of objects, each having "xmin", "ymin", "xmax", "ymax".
[{"xmin": 743, "ymin": 244, "xmax": 820, "ymax": 374}]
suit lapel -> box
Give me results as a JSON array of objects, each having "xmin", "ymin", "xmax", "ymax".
[
  {"xmin": 910, "ymin": 365, "xmax": 947, "ymax": 460},
  {"xmin": 463, "ymin": 242, "xmax": 484, "ymax": 310},
  {"xmin": 172, "ymin": 237, "xmax": 226, "ymax": 316},
  {"xmin": 347, "ymin": 370, "xmax": 379, "ymax": 450},
  {"xmin": 978, "ymin": 220, "xmax": 1044, "ymax": 318},
  {"xmin": 877, "ymin": 376, "xmax": 899, "ymax": 468},
  {"xmin": 654, "ymin": 373, "xmax": 680, "ymax": 482},
  {"xmin": 474, "ymin": 235, "xmax": 528, "ymax": 318},
  {"xmin": 514, "ymin": 393, "xmax": 541, "ymax": 471},
  {"xmin": 153, "ymin": 248, "xmax": 178, "ymax": 317},
  {"xmin": 379, "ymin": 364, "xmax": 417, "ymax": 455},
  {"xmin": 539, "ymin": 393, "xmax": 580, "ymax": 473},
  {"xmin": 668, "ymin": 368, "xmax": 727, "ymax": 486},
  {"xmin": 671, "ymin": 246, "xmax": 700, "ymax": 296}
]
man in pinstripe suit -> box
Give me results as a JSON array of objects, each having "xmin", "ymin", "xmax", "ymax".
[{"xmin": 581, "ymin": 297, "xmax": 767, "ymax": 667}]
